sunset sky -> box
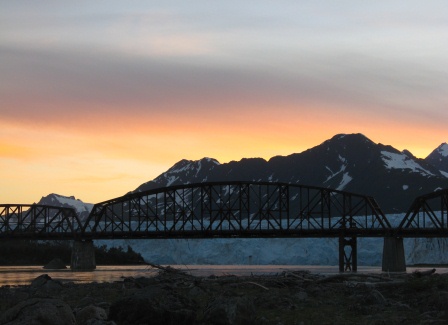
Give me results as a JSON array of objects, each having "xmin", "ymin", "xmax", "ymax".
[{"xmin": 1, "ymin": 0, "xmax": 447, "ymax": 204}]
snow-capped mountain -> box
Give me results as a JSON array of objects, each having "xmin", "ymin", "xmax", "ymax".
[
  {"xmin": 37, "ymin": 193, "xmax": 93, "ymax": 221},
  {"xmin": 425, "ymin": 142, "xmax": 448, "ymax": 177},
  {"xmin": 132, "ymin": 133, "xmax": 448, "ymax": 213}
]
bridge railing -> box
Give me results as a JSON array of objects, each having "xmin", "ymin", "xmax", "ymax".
[
  {"xmin": 83, "ymin": 182, "xmax": 391, "ymax": 238},
  {"xmin": 0, "ymin": 204, "xmax": 81, "ymax": 238}
]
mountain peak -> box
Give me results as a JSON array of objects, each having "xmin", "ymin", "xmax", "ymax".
[
  {"xmin": 330, "ymin": 133, "xmax": 373, "ymax": 143},
  {"xmin": 425, "ymin": 142, "xmax": 448, "ymax": 175},
  {"xmin": 323, "ymin": 133, "xmax": 376, "ymax": 152},
  {"xmin": 331, "ymin": 133, "xmax": 370, "ymax": 141},
  {"xmin": 435, "ymin": 143, "xmax": 448, "ymax": 158},
  {"xmin": 37, "ymin": 193, "xmax": 93, "ymax": 217},
  {"xmin": 166, "ymin": 157, "xmax": 219, "ymax": 173},
  {"xmin": 134, "ymin": 157, "xmax": 220, "ymax": 192},
  {"xmin": 402, "ymin": 149, "xmax": 417, "ymax": 159}
]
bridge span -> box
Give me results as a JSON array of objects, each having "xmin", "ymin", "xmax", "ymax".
[{"xmin": 1, "ymin": 182, "xmax": 447, "ymax": 272}]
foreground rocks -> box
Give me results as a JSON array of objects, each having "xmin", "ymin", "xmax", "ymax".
[{"xmin": 1, "ymin": 269, "xmax": 448, "ymax": 324}]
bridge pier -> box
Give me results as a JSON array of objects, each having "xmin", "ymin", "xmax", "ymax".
[
  {"xmin": 71, "ymin": 239, "xmax": 96, "ymax": 271},
  {"xmin": 382, "ymin": 237, "xmax": 406, "ymax": 273},
  {"xmin": 339, "ymin": 236, "xmax": 357, "ymax": 272}
]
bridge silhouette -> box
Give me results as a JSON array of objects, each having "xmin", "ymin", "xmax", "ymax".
[{"xmin": 1, "ymin": 182, "xmax": 447, "ymax": 272}]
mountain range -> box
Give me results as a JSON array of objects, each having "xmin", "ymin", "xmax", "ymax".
[
  {"xmin": 38, "ymin": 133, "xmax": 448, "ymax": 214},
  {"xmin": 131, "ymin": 133, "xmax": 448, "ymax": 213}
]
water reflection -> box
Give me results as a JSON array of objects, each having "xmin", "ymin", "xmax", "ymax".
[{"xmin": 0, "ymin": 265, "xmax": 445, "ymax": 287}]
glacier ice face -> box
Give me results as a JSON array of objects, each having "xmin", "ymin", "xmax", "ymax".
[
  {"xmin": 94, "ymin": 237, "xmax": 368, "ymax": 266},
  {"xmin": 94, "ymin": 212, "xmax": 448, "ymax": 266},
  {"xmin": 98, "ymin": 236, "xmax": 448, "ymax": 266}
]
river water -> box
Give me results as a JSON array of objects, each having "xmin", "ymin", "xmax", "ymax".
[{"xmin": 0, "ymin": 265, "xmax": 445, "ymax": 286}]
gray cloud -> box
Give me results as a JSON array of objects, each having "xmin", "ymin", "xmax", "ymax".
[
  {"xmin": 1, "ymin": 41, "xmax": 447, "ymax": 128},
  {"xmin": 1, "ymin": 0, "xmax": 447, "ymax": 128}
]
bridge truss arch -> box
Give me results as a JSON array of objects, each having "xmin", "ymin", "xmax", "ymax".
[
  {"xmin": 83, "ymin": 182, "xmax": 391, "ymax": 239},
  {"xmin": 397, "ymin": 188, "xmax": 448, "ymax": 237},
  {"xmin": 0, "ymin": 204, "xmax": 81, "ymax": 239}
]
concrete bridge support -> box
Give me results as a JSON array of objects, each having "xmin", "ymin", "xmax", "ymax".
[
  {"xmin": 339, "ymin": 236, "xmax": 357, "ymax": 272},
  {"xmin": 71, "ymin": 239, "xmax": 96, "ymax": 271},
  {"xmin": 382, "ymin": 237, "xmax": 406, "ymax": 273}
]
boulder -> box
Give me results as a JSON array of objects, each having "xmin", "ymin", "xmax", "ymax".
[
  {"xmin": 30, "ymin": 274, "xmax": 63, "ymax": 292},
  {"xmin": 109, "ymin": 285, "xmax": 196, "ymax": 325},
  {"xmin": 43, "ymin": 258, "xmax": 67, "ymax": 269},
  {"xmin": 0, "ymin": 298, "xmax": 75, "ymax": 325}
]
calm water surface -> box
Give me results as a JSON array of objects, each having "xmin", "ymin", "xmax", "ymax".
[{"xmin": 0, "ymin": 265, "xmax": 445, "ymax": 286}]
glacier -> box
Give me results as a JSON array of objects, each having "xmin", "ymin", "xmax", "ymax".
[
  {"xmin": 97, "ymin": 236, "xmax": 448, "ymax": 266},
  {"xmin": 96, "ymin": 215, "xmax": 448, "ymax": 267}
]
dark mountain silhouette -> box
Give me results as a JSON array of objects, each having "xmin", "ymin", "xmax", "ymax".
[{"xmin": 133, "ymin": 133, "xmax": 448, "ymax": 213}]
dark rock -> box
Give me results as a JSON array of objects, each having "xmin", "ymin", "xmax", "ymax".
[
  {"xmin": 296, "ymin": 290, "xmax": 308, "ymax": 301},
  {"xmin": 108, "ymin": 285, "xmax": 196, "ymax": 325},
  {"xmin": 362, "ymin": 289, "xmax": 387, "ymax": 306},
  {"xmin": 30, "ymin": 274, "xmax": 63, "ymax": 292},
  {"xmin": 76, "ymin": 296, "xmax": 97, "ymax": 308},
  {"xmin": 76, "ymin": 305, "xmax": 107, "ymax": 325},
  {"xmin": 43, "ymin": 258, "xmax": 67, "ymax": 269},
  {"xmin": 0, "ymin": 289, "xmax": 30, "ymax": 310},
  {"xmin": 0, "ymin": 298, "xmax": 75, "ymax": 325},
  {"xmin": 30, "ymin": 274, "xmax": 53, "ymax": 288},
  {"xmin": 202, "ymin": 296, "xmax": 256, "ymax": 325}
]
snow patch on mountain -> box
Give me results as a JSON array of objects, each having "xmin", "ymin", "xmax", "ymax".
[
  {"xmin": 324, "ymin": 155, "xmax": 352, "ymax": 190},
  {"xmin": 166, "ymin": 176, "xmax": 179, "ymax": 187},
  {"xmin": 441, "ymin": 171, "xmax": 448, "ymax": 178},
  {"xmin": 337, "ymin": 173, "xmax": 352, "ymax": 190},
  {"xmin": 267, "ymin": 174, "xmax": 279, "ymax": 182},
  {"xmin": 381, "ymin": 151, "xmax": 434, "ymax": 176}
]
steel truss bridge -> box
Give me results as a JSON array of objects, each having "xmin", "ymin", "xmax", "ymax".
[{"xmin": 1, "ymin": 182, "xmax": 448, "ymax": 272}]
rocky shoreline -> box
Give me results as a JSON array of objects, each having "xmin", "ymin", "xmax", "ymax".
[{"xmin": 0, "ymin": 268, "xmax": 447, "ymax": 325}]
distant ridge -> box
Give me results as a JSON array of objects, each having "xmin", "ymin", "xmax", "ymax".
[{"xmin": 37, "ymin": 193, "xmax": 93, "ymax": 220}]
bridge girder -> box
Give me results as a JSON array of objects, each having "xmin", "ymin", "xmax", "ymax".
[{"xmin": 0, "ymin": 204, "xmax": 81, "ymax": 239}]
